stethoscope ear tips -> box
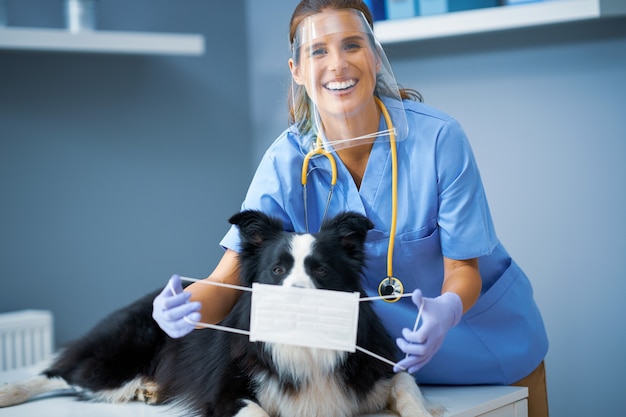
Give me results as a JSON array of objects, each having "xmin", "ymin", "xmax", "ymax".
[{"xmin": 378, "ymin": 276, "xmax": 403, "ymax": 303}]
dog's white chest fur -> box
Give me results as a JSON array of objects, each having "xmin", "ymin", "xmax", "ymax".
[{"xmin": 251, "ymin": 344, "xmax": 391, "ymax": 417}]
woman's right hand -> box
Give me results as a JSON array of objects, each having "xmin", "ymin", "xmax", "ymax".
[{"xmin": 152, "ymin": 274, "xmax": 202, "ymax": 338}]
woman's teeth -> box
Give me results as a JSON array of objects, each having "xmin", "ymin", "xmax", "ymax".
[{"xmin": 325, "ymin": 80, "xmax": 356, "ymax": 91}]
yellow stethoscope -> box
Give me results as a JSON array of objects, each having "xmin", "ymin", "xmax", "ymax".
[{"xmin": 301, "ymin": 97, "xmax": 403, "ymax": 302}]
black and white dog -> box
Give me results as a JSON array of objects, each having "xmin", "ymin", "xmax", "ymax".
[{"xmin": 0, "ymin": 210, "xmax": 438, "ymax": 417}]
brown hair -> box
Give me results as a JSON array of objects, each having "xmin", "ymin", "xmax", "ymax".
[{"xmin": 287, "ymin": 0, "xmax": 422, "ymax": 130}]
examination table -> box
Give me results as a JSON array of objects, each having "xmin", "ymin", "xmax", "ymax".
[{"xmin": 0, "ymin": 361, "xmax": 528, "ymax": 417}]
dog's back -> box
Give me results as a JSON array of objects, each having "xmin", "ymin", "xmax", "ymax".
[{"xmin": 44, "ymin": 290, "xmax": 165, "ymax": 391}]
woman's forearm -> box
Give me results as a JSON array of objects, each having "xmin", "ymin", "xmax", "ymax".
[
  {"xmin": 442, "ymin": 256, "xmax": 482, "ymax": 313},
  {"xmin": 185, "ymin": 249, "xmax": 242, "ymax": 324}
]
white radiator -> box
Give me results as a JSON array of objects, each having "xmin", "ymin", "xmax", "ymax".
[{"xmin": 0, "ymin": 310, "xmax": 53, "ymax": 371}]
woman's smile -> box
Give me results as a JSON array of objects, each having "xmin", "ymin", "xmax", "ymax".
[{"xmin": 324, "ymin": 79, "xmax": 358, "ymax": 92}]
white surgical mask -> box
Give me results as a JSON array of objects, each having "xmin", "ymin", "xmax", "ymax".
[
  {"xmin": 180, "ymin": 276, "xmax": 410, "ymax": 369},
  {"xmin": 249, "ymin": 283, "xmax": 360, "ymax": 352}
]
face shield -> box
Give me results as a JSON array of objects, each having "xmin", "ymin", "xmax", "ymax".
[{"xmin": 290, "ymin": 9, "xmax": 408, "ymax": 151}]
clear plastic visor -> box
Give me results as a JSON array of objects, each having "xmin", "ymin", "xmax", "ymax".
[{"xmin": 291, "ymin": 9, "xmax": 407, "ymax": 151}]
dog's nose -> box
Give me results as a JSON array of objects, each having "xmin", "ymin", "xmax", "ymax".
[{"xmin": 282, "ymin": 279, "xmax": 315, "ymax": 289}]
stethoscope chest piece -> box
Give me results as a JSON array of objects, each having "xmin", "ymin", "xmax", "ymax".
[{"xmin": 378, "ymin": 276, "xmax": 403, "ymax": 303}]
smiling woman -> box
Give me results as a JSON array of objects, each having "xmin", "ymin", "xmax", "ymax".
[
  {"xmin": 290, "ymin": 9, "xmax": 381, "ymax": 142},
  {"xmin": 151, "ymin": 1, "xmax": 550, "ymax": 417},
  {"xmin": 288, "ymin": 8, "xmax": 409, "ymax": 152}
]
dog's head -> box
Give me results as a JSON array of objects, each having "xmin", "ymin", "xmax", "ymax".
[{"xmin": 228, "ymin": 210, "xmax": 373, "ymax": 293}]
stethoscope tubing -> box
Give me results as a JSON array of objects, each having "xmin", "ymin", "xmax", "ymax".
[{"xmin": 301, "ymin": 97, "xmax": 402, "ymax": 301}]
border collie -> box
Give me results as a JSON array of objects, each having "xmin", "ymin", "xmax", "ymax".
[{"xmin": 0, "ymin": 210, "xmax": 438, "ymax": 417}]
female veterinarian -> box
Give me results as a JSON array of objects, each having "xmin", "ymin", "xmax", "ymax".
[{"xmin": 152, "ymin": 1, "xmax": 549, "ymax": 416}]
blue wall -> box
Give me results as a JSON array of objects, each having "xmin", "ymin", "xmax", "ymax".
[
  {"xmin": 0, "ymin": 0, "xmax": 251, "ymax": 344},
  {"xmin": 245, "ymin": 1, "xmax": 626, "ymax": 416}
]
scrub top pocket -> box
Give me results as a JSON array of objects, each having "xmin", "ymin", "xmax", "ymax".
[{"xmin": 397, "ymin": 223, "xmax": 444, "ymax": 296}]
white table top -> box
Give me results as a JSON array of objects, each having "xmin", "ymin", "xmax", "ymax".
[
  {"xmin": 421, "ymin": 385, "xmax": 527, "ymax": 417},
  {"xmin": 0, "ymin": 363, "xmax": 527, "ymax": 417}
]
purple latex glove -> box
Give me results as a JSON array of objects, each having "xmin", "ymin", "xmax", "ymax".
[
  {"xmin": 152, "ymin": 274, "xmax": 201, "ymax": 338},
  {"xmin": 394, "ymin": 289, "xmax": 463, "ymax": 374}
]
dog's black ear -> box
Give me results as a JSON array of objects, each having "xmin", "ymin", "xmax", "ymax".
[
  {"xmin": 321, "ymin": 211, "xmax": 373, "ymax": 253},
  {"xmin": 229, "ymin": 210, "xmax": 284, "ymax": 248}
]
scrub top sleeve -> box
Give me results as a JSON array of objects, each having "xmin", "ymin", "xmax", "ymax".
[
  {"xmin": 220, "ymin": 225, "xmax": 241, "ymax": 252},
  {"xmin": 219, "ymin": 150, "xmax": 292, "ymax": 252},
  {"xmin": 436, "ymin": 119, "xmax": 498, "ymax": 260}
]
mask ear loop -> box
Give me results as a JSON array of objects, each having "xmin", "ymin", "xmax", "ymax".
[
  {"xmin": 173, "ymin": 278, "xmax": 253, "ymax": 337},
  {"xmin": 176, "ymin": 277, "xmax": 417, "ymax": 371},
  {"xmin": 405, "ymin": 297, "xmax": 424, "ymax": 360}
]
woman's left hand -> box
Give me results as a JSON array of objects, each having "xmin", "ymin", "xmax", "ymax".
[{"xmin": 393, "ymin": 289, "xmax": 463, "ymax": 374}]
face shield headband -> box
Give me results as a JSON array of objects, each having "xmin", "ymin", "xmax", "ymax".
[{"xmin": 290, "ymin": 9, "xmax": 408, "ymax": 151}]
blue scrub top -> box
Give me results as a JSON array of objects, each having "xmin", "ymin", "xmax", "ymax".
[{"xmin": 220, "ymin": 98, "xmax": 548, "ymax": 385}]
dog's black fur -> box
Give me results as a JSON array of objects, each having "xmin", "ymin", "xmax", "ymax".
[{"xmin": 1, "ymin": 210, "xmax": 435, "ymax": 417}]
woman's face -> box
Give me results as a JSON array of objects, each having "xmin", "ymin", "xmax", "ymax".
[{"xmin": 290, "ymin": 10, "xmax": 379, "ymax": 124}]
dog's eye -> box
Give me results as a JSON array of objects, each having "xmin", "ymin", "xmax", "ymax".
[
  {"xmin": 272, "ymin": 265, "xmax": 286, "ymax": 276},
  {"xmin": 312, "ymin": 266, "xmax": 328, "ymax": 277}
]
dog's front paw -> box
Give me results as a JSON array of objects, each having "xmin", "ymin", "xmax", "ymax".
[
  {"xmin": 426, "ymin": 404, "xmax": 446, "ymax": 417},
  {"xmin": 388, "ymin": 373, "xmax": 440, "ymax": 417}
]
